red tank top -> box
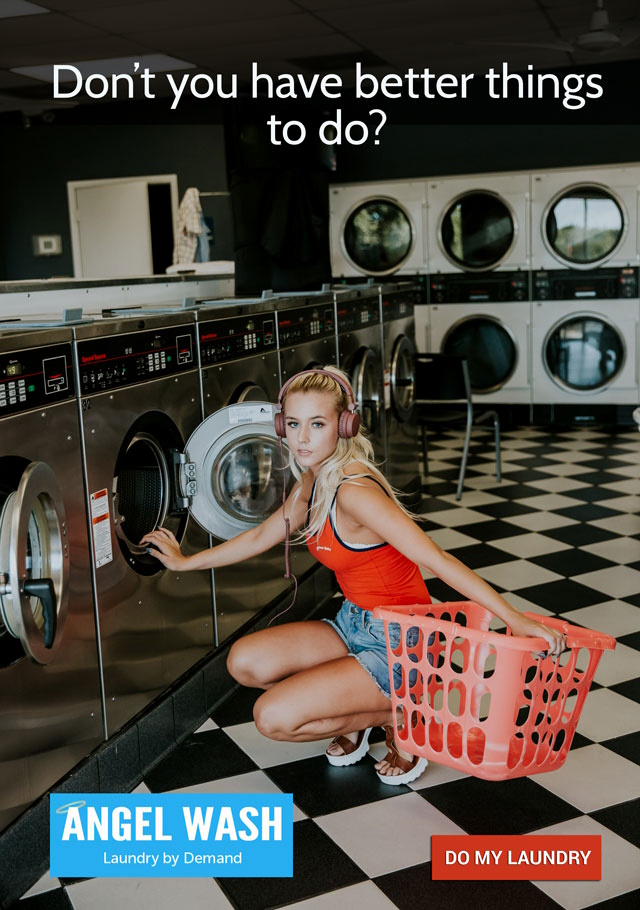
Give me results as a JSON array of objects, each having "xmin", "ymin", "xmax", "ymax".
[{"xmin": 305, "ymin": 478, "xmax": 431, "ymax": 610}]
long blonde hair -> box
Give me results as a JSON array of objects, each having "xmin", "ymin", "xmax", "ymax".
[{"xmin": 283, "ymin": 366, "xmax": 415, "ymax": 538}]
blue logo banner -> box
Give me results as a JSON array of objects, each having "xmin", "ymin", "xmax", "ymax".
[{"xmin": 50, "ymin": 793, "xmax": 293, "ymax": 878}]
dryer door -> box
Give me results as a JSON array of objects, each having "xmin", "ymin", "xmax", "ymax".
[
  {"xmin": 544, "ymin": 185, "xmax": 625, "ymax": 269},
  {"xmin": 182, "ymin": 402, "xmax": 288, "ymax": 540},
  {"xmin": 439, "ymin": 191, "xmax": 516, "ymax": 271},
  {"xmin": 389, "ymin": 334, "xmax": 416, "ymax": 421},
  {"xmin": 343, "ymin": 197, "xmax": 415, "ymax": 276},
  {"xmin": 443, "ymin": 315, "xmax": 517, "ymax": 393},
  {"xmin": 544, "ymin": 314, "xmax": 625, "ymax": 391},
  {"xmin": 351, "ymin": 347, "xmax": 383, "ymax": 434},
  {"xmin": 0, "ymin": 461, "xmax": 68, "ymax": 664}
]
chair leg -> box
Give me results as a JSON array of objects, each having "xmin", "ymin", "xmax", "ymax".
[
  {"xmin": 456, "ymin": 420, "xmax": 472, "ymax": 501},
  {"xmin": 421, "ymin": 426, "xmax": 429, "ymax": 475},
  {"xmin": 493, "ymin": 416, "xmax": 501, "ymax": 483}
]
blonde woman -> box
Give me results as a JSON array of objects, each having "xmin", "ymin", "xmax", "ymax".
[{"xmin": 141, "ymin": 367, "xmax": 564, "ymax": 785}]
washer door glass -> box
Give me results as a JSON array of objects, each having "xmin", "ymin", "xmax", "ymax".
[
  {"xmin": 0, "ymin": 461, "xmax": 68, "ymax": 665},
  {"xmin": 352, "ymin": 348, "xmax": 382, "ymax": 433},
  {"xmin": 443, "ymin": 316, "xmax": 517, "ymax": 393},
  {"xmin": 389, "ymin": 334, "xmax": 416, "ymax": 421},
  {"xmin": 440, "ymin": 191, "xmax": 515, "ymax": 271},
  {"xmin": 545, "ymin": 186, "xmax": 624, "ymax": 266},
  {"xmin": 344, "ymin": 199, "xmax": 413, "ymax": 275},
  {"xmin": 184, "ymin": 402, "xmax": 288, "ymax": 540},
  {"xmin": 545, "ymin": 316, "xmax": 625, "ymax": 391}
]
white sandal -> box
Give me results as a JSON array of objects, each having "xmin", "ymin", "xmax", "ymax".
[
  {"xmin": 325, "ymin": 728, "xmax": 373, "ymax": 767},
  {"xmin": 376, "ymin": 725, "xmax": 428, "ymax": 786}
]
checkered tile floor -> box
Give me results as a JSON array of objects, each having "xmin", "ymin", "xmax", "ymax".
[{"xmin": 18, "ymin": 427, "xmax": 640, "ymax": 910}]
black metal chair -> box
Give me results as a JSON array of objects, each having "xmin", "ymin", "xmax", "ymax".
[{"xmin": 414, "ymin": 352, "xmax": 501, "ymax": 501}]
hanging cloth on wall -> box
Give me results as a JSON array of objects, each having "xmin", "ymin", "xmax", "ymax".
[{"xmin": 172, "ymin": 187, "xmax": 203, "ymax": 265}]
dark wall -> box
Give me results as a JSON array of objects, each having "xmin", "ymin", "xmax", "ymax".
[
  {"xmin": 329, "ymin": 123, "xmax": 640, "ymax": 183},
  {"xmin": 0, "ymin": 123, "xmax": 232, "ymax": 281}
]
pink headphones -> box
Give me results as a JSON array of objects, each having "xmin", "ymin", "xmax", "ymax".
[{"xmin": 274, "ymin": 369, "xmax": 360, "ymax": 439}]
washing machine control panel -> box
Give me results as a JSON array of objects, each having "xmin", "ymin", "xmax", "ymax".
[
  {"xmin": 533, "ymin": 267, "xmax": 639, "ymax": 300},
  {"xmin": 198, "ymin": 313, "xmax": 276, "ymax": 364},
  {"xmin": 336, "ymin": 296, "xmax": 380, "ymax": 330},
  {"xmin": 77, "ymin": 325, "xmax": 197, "ymax": 393},
  {"xmin": 381, "ymin": 290, "xmax": 420, "ymax": 321},
  {"xmin": 0, "ymin": 342, "xmax": 74, "ymax": 416},
  {"xmin": 277, "ymin": 305, "xmax": 336, "ymax": 348},
  {"xmin": 430, "ymin": 271, "xmax": 530, "ymax": 304}
]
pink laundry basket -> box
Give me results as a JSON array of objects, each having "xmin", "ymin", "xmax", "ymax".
[{"xmin": 373, "ymin": 602, "xmax": 616, "ymax": 781}]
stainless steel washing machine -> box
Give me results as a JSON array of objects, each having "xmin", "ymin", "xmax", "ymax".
[
  {"xmin": 73, "ymin": 311, "xmax": 217, "ymax": 737},
  {"xmin": 379, "ymin": 282, "xmax": 421, "ymax": 505},
  {"xmin": 0, "ymin": 325, "xmax": 103, "ymax": 833},
  {"xmin": 429, "ymin": 271, "xmax": 532, "ymax": 405},
  {"xmin": 276, "ymin": 291, "xmax": 338, "ymax": 381},
  {"xmin": 532, "ymin": 267, "xmax": 640, "ymax": 415},
  {"xmin": 335, "ymin": 288, "xmax": 386, "ymax": 465},
  {"xmin": 195, "ymin": 298, "xmax": 293, "ymax": 644}
]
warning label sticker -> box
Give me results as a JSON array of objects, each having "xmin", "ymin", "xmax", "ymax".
[
  {"xmin": 228, "ymin": 404, "xmax": 273, "ymax": 425},
  {"xmin": 90, "ymin": 488, "xmax": 112, "ymax": 568}
]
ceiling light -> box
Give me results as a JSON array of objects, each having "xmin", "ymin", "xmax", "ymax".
[
  {"xmin": 12, "ymin": 54, "xmax": 195, "ymax": 83},
  {"xmin": 0, "ymin": 0, "xmax": 49, "ymax": 18}
]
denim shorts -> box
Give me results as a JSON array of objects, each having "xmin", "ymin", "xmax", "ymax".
[{"xmin": 323, "ymin": 599, "xmax": 418, "ymax": 698}]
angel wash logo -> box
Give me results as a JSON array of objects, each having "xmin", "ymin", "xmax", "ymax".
[{"xmin": 50, "ymin": 794, "xmax": 293, "ymax": 878}]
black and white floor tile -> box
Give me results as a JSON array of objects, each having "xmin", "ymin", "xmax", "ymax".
[{"xmin": 16, "ymin": 427, "xmax": 640, "ymax": 910}]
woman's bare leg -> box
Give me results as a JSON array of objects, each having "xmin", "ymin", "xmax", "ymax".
[{"xmin": 227, "ymin": 621, "xmax": 349, "ymax": 690}]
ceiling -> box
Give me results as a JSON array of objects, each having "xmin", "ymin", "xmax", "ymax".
[{"xmin": 1, "ymin": 0, "xmax": 640, "ymax": 116}]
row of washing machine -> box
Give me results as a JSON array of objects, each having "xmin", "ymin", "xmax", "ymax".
[
  {"xmin": 330, "ymin": 163, "xmax": 640, "ymax": 278},
  {"xmin": 0, "ymin": 281, "xmax": 420, "ymax": 833}
]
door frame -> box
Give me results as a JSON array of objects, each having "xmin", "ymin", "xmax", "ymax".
[{"xmin": 67, "ymin": 174, "xmax": 179, "ymax": 278}]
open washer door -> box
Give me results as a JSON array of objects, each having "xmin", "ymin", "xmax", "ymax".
[
  {"xmin": 0, "ymin": 461, "xmax": 68, "ymax": 664},
  {"xmin": 180, "ymin": 402, "xmax": 289, "ymax": 540}
]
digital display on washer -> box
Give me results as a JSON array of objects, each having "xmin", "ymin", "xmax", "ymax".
[
  {"xmin": 533, "ymin": 267, "xmax": 638, "ymax": 301},
  {"xmin": 199, "ymin": 313, "xmax": 276, "ymax": 364},
  {"xmin": 0, "ymin": 342, "xmax": 74, "ymax": 416},
  {"xmin": 336, "ymin": 297, "xmax": 380, "ymax": 330},
  {"xmin": 430, "ymin": 271, "xmax": 529, "ymax": 304},
  {"xmin": 77, "ymin": 325, "xmax": 197, "ymax": 392},
  {"xmin": 277, "ymin": 305, "xmax": 336, "ymax": 347},
  {"xmin": 381, "ymin": 290, "xmax": 420, "ymax": 321}
]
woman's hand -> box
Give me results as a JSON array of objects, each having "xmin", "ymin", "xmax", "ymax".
[
  {"xmin": 508, "ymin": 612, "xmax": 566, "ymax": 659},
  {"xmin": 139, "ymin": 527, "xmax": 189, "ymax": 571}
]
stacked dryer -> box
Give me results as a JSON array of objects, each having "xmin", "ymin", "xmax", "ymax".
[
  {"xmin": 0, "ymin": 323, "xmax": 103, "ymax": 832},
  {"xmin": 329, "ymin": 179, "xmax": 427, "ymax": 279},
  {"xmin": 530, "ymin": 164, "xmax": 640, "ymax": 421},
  {"xmin": 426, "ymin": 171, "xmax": 533, "ymax": 413}
]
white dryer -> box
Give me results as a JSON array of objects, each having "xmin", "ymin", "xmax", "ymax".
[
  {"xmin": 531, "ymin": 268, "xmax": 640, "ymax": 407},
  {"xmin": 329, "ymin": 179, "xmax": 427, "ymax": 278},
  {"xmin": 426, "ymin": 171, "xmax": 531, "ymax": 274},
  {"xmin": 429, "ymin": 272, "xmax": 531, "ymax": 405},
  {"xmin": 531, "ymin": 164, "xmax": 640, "ymax": 270}
]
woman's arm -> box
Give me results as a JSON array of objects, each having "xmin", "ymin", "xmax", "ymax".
[
  {"xmin": 140, "ymin": 478, "xmax": 310, "ymax": 572},
  {"xmin": 338, "ymin": 480, "xmax": 566, "ymax": 656}
]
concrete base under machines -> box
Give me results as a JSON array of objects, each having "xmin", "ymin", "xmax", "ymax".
[{"xmin": 0, "ymin": 565, "xmax": 338, "ymax": 910}]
